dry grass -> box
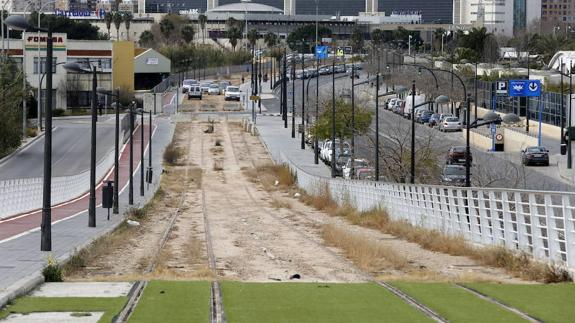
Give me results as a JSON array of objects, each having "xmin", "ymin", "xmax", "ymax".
[
  {"xmin": 243, "ymin": 164, "xmax": 295, "ymax": 191},
  {"xmin": 321, "ymin": 223, "xmax": 408, "ymax": 272},
  {"xmin": 269, "ymin": 196, "xmax": 292, "ymax": 209},
  {"xmin": 299, "ymin": 191, "xmax": 572, "ymax": 283},
  {"xmin": 163, "ymin": 142, "xmax": 184, "ymax": 166},
  {"xmin": 213, "ymin": 160, "xmax": 224, "ymax": 171}
]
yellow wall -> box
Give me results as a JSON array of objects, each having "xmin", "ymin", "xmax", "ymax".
[{"xmin": 112, "ymin": 41, "xmax": 134, "ymax": 92}]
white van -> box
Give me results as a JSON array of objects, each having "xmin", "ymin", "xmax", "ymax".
[{"xmin": 187, "ymin": 84, "xmax": 202, "ymax": 100}]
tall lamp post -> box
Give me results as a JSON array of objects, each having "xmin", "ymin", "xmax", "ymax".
[
  {"xmin": 6, "ymin": 14, "xmax": 54, "ymax": 250},
  {"xmin": 300, "ymin": 40, "xmax": 305, "ymax": 150},
  {"xmin": 63, "ymin": 61, "xmax": 102, "ymax": 227},
  {"xmin": 97, "ymin": 87, "xmax": 121, "ymax": 214},
  {"xmin": 134, "ymin": 108, "xmax": 152, "ymax": 195}
]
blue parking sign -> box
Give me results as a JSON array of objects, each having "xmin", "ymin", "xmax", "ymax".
[
  {"xmin": 315, "ymin": 45, "xmax": 328, "ymax": 59},
  {"xmin": 509, "ymin": 80, "xmax": 541, "ymax": 97}
]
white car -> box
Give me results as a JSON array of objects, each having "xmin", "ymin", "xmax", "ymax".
[
  {"xmin": 439, "ymin": 117, "xmax": 462, "ymax": 132},
  {"xmin": 224, "ymin": 86, "xmax": 241, "ymax": 101},
  {"xmin": 182, "ymin": 79, "xmax": 197, "ymax": 93},
  {"xmin": 208, "ymin": 84, "xmax": 221, "ymax": 95},
  {"xmin": 387, "ymin": 98, "xmax": 397, "ymax": 110},
  {"xmin": 187, "ymin": 85, "xmax": 202, "ymax": 100}
]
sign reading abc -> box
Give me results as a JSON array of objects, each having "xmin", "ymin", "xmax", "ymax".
[{"xmin": 179, "ymin": 9, "xmax": 200, "ymax": 15}]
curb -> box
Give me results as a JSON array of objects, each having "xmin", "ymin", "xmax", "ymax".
[
  {"xmin": 0, "ymin": 274, "xmax": 44, "ymax": 309},
  {"xmin": 0, "ymin": 131, "xmax": 46, "ymax": 167}
]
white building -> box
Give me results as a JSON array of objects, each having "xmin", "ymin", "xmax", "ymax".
[{"xmin": 453, "ymin": 0, "xmax": 541, "ymax": 36}]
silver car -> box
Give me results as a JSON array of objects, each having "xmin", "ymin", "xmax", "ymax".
[{"xmin": 439, "ymin": 117, "xmax": 462, "ymax": 132}]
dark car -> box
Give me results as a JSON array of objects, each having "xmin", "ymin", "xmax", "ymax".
[
  {"xmin": 441, "ymin": 165, "xmax": 466, "ymax": 186},
  {"xmin": 446, "ymin": 146, "xmax": 472, "ymax": 165},
  {"xmin": 417, "ymin": 111, "xmax": 433, "ymax": 124},
  {"xmin": 428, "ymin": 113, "xmax": 441, "ymax": 127},
  {"xmin": 521, "ymin": 146, "xmax": 550, "ymax": 166}
]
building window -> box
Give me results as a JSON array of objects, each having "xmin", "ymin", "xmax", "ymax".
[
  {"xmin": 67, "ymin": 58, "xmax": 112, "ymax": 70},
  {"xmin": 33, "ymin": 57, "xmax": 57, "ymax": 74}
]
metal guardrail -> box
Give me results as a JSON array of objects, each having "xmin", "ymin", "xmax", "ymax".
[
  {"xmin": 272, "ymin": 150, "xmax": 575, "ymax": 269},
  {"xmin": 0, "ymin": 149, "xmax": 115, "ymax": 219}
]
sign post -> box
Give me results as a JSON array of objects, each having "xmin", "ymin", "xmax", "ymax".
[{"xmin": 509, "ymin": 79, "xmax": 542, "ymax": 145}]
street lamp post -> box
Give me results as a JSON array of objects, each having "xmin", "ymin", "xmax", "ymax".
[
  {"xmin": 410, "ymin": 80, "xmax": 416, "ymax": 183},
  {"xmin": 283, "ymin": 49, "xmax": 288, "ymax": 128},
  {"xmin": 63, "ymin": 61, "xmax": 101, "ymax": 227},
  {"xmin": 6, "ymin": 14, "xmax": 54, "ymax": 250},
  {"xmin": 300, "ymin": 41, "xmax": 305, "ymax": 150},
  {"xmin": 128, "ymin": 102, "xmax": 134, "ymax": 205},
  {"xmin": 291, "ymin": 56, "xmax": 296, "ymax": 138},
  {"xmin": 331, "ymin": 57, "xmax": 336, "ymax": 178}
]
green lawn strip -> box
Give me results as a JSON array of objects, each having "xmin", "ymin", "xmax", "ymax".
[
  {"xmin": 128, "ymin": 280, "xmax": 211, "ymax": 323},
  {"xmin": 221, "ymin": 281, "xmax": 433, "ymax": 323},
  {"xmin": 0, "ymin": 296, "xmax": 127, "ymax": 322},
  {"xmin": 465, "ymin": 283, "xmax": 575, "ymax": 323},
  {"xmin": 389, "ymin": 282, "xmax": 526, "ymax": 323}
]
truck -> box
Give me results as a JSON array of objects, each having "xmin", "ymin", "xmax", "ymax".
[{"xmin": 403, "ymin": 94, "xmax": 427, "ymax": 119}]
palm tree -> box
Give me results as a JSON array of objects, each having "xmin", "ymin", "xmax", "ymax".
[
  {"xmin": 371, "ymin": 28, "xmax": 385, "ymax": 47},
  {"xmin": 247, "ymin": 28, "xmax": 258, "ymax": 49},
  {"xmin": 104, "ymin": 12, "xmax": 113, "ymax": 38},
  {"xmin": 112, "ymin": 12, "xmax": 123, "ymax": 40},
  {"xmin": 123, "ymin": 13, "xmax": 133, "ymax": 41},
  {"xmin": 198, "ymin": 14, "xmax": 207, "ymax": 44},
  {"xmin": 181, "ymin": 24, "xmax": 195, "ymax": 44},
  {"xmin": 530, "ymin": 34, "xmax": 575, "ymax": 62},
  {"xmin": 264, "ymin": 32, "xmax": 278, "ymax": 49},
  {"xmin": 139, "ymin": 30, "xmax": 155, "ymax": 48},
  {"xmin": 160, "ymin": 17, "xmax": 175, "ymax": 43},
  {"xmin": 227, "ymin": 27, "xmax": 242, "ymax": 51}
]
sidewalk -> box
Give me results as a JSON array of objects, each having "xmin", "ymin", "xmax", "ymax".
[{"xmin": 0, "ymin": 115, "xmax": 175, "ymax": 306}]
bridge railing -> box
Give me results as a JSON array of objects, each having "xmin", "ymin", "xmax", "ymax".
[{"xmin": 274, "ymin": 151, "xmax": 575, "ymax": 270}]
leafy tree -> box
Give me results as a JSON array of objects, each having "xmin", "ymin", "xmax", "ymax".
[
  {"xmin": 198, "ymin": 14, "xmax": 207, "ymax": 44},
  {"xmin": 181, "ymin": 24, "xmax": 195, "ymax": 44},
  {"xmin": 123, "ymin": 12, "xmax": 133, "ymax": 41},
  {"xmin": 227, "ymin": 27, "xmax": 242, "ymax": 51},
  {"xmin": 264, "ymin": 32, "xmax": 278, "ymax": 49},
  {"xmin": 139, "ymin": 30, "xmax": 155, "ymax": 48},
  {"xmin": 104, "ymin": 12, "xmax": 113, "ymax": 38},
  {"xmin": 371, "ymin": 28, "xmax": 385, "ymax": 47},
  {"xmin": 159, "ymin": 16, "xmax": 175, "ymax": 41},
  {"xmin": 529, "ymin": 33, "xmax": 575, "ymax": 62},
  {"xmin": 113, "ymin": 12, "xmax": 123, "ymax": 40},
  {"xmin": 311, "ymin": 99, "xmax": 372, "ymax": 141},
  {"xmin": 0, "ymin": 61, "xmax": 26, "ymax": 157},
  {"xmin": 31, "ymin": 13, "xmax": 106, "ymax": 40},
  {"xmin": 287, "ymin": 25, "xmax": 332, "ymax": 52},
  {"xmin": 247, "ymin": 28, "xmax": 258, "ymax": 48},
  {"xmin": 350, "ymin": 27, "xmax": 364, "ymax": 53}
]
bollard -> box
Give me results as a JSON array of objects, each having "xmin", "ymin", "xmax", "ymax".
[{"xmin": 102, "ymin": 181, "xmax": 114, "ymax": 220}]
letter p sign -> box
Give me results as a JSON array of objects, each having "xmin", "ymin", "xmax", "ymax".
[{"xmin": 496, "ymin": 81, "xmax": 508, "ymax": 96}]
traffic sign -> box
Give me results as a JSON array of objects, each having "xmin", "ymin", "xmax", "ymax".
[
  {"xmin": 250, "ymin": 95, "xmax": 260, "ymax": 101},
  {"xmin": 495, "ymin": 81, "xmax": 508, "ymax": 96},
  {"xmin": 509, "ymin": 80, "xmax": 541, "ymax": 97},
  {"xmin": 336, "ymin": 48, "xmax": 344, "ymax": 57},
  {"xmin": 316, "ymin": 45, "xmax": 328, "ymax": 59}
]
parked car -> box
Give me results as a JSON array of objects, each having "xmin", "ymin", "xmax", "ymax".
[
  {"xmin": 386, "ymin": 98, "xmax": 397, "ymax": 110},
  {"xmin": 319, "ymin": 66, "xmax": 331, "ymax": 75},
  {"xmin": 417, "ymin": 110, "xmax": 434, "ymax": 124},
  {"xmin": 392, "ymin": 100, "xmax": 404, "ymax": 114},
  {"xmin": 187, "ymin": 84, "xmax": 202, "ymax": 100},
  {"xmin": 208, "ymin": 84, "xmax": 221, "ymax": 95},
  {"xmin": 200, "ymin": 82, "xmax": 212, "ymax": 93},
  {"xmin": 334, "ymin": 154, "xmax": 351, "ymax": 177},
  {"xmin": 446, "ymin": 146, "xmax": 472, "ymax": 165},
  {"xmin": 439, "ymin": 117, "xmax": 462, "ymax": 132},
  {"xmin": 428, "ymin": 113, "xmax": 441, "ymax": 127},
  {"xmin": 343, "ymin": 159, "xmax": 369, "ymax": 179},
  {"xmin": 224, "ymin": 86, "xmax": 241, "ymax": 101},
  {"xmin": 356, "ymin": 167, "xmax": 375, "ymax": 181},
  {"xmin": 219, "ymin": 80, "xmax": 231, "ymax": 91},
  {"xmin": 441, "ymin": 165, "xmax": 466, "ymax": 186},
  {"xmin": 182, "ymin": 79, "xmax": 197, "ymax": 93},
  {"xmin": 438, "ymin": 113, "xmax": 454, "ymax": 123},
  {"xmin": 521, "ymin": 146, "xmax": 550, "ymax": 166}
]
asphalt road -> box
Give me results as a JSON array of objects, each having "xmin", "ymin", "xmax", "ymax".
[
  {"xmin": 0, "ymin": 116, "xmax": 117, "ymax": 180},
  {"xmin": 266, "ymin": 72, "xmax": 575, "ymax": 191}
]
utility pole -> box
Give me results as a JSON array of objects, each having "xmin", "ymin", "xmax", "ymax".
[
  {"xmin": 301, "ymin": 41, "xmax": 305, "ymax": 149},
  {"xmin": 410, "ymin": 80, "xmax": 416, "ymax": 184},
  {"xmin": 292, "ymin": 57, "xmax": 296, "ymax": 138},
  {"xmin": 331, "ymin": 58, "xmax": 336, "ymax": 178}
]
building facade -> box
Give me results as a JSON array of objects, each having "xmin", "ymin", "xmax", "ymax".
[
  {"xmin": 541, "ymin": 0, "xmax": 575, "ymax": 28},
  {"xmin": 454, "ymin": 0, "xmax": 541, "ymax": 36}
]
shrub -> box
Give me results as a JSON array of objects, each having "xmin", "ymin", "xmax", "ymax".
[
  {"xmin": 42, "ymin": 254, "xmax": 63, "ymax": 282},
  {"xmin": 26, "ymin": 127, "xmax": 37, "ymax": 137},
  {"xmin": 163, "ymin": 142, "xmax": 183, "ymax": 165},
  {"xmin": 53, "ymin": 109, "xmax": 65, "ymax": 117}
]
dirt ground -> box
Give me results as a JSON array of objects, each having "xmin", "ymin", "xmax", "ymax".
[{"xmin": 67, "ymin": 79, "xmax": 525, "ymax": 284}]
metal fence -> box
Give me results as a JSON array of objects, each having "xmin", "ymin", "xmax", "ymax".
[
  {"xmin": 272, "ymin": 150, "xmax": 575, "ymax": 270},
  {"xmin": 477, "ymin": 81, "xmax": 567, "ymax": 127}
]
